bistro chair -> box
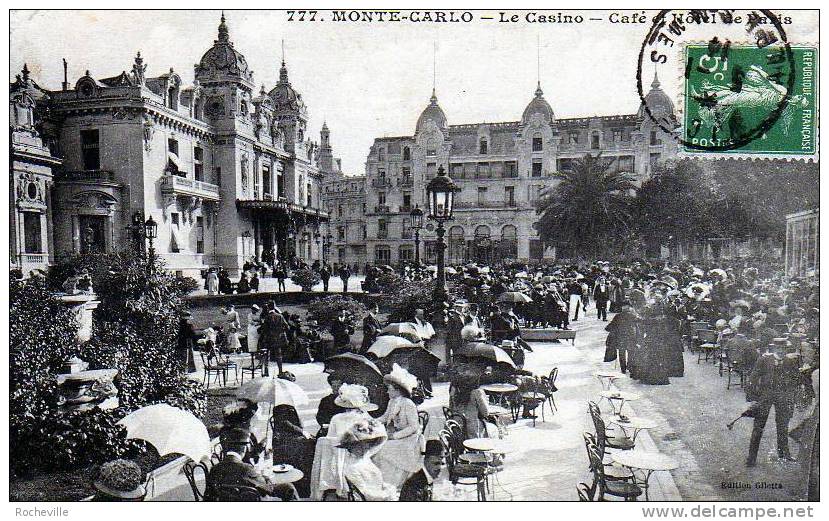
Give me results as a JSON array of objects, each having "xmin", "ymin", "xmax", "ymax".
[
  {"xmin": 211, "ymin": 484, "xmax": 261, "ymax": 502},
  {"xmin": 582, "ymin": 431, "xmax": 634, "ymax": 482},
  {"xmin": 200, "ymin": 351, "xmax": 227, "ymax": 389},
  {"xmin": 418, "ymin": 410, "xmax": 430, "ymax": 434},
  {"xmin": 182, "ymin": 460, "xmax": 210, "ymax": 501},
  {"xmin": 438, "ymin": 429, "xmax": 488, "ymax": 501},
  {"xmin": 519, "ymin": 376, "xmax": 548, "ymax": 427},
  {"xmin": 724, "ymin": 354, "xmax": 748, "ymax": 390},
  {"xmin": 577, "ymin": 482, "xmax": 595, "ymax": 501},
  {"xmin": 547, "ymin": 367, "xmax": 560, "ymax": 413},
  {"xmin": 588, "ymin": 402, "xmax": 635, "ymax": 453},
  {"xmin": 696, "ymin": 329, "xmax": 720, "ymax": 364},
  {"xmin": 586, "ymin": 442, "xmax": 642, "ymax": 501},
  {"xmin": 240, "ymin": 351, "xmax": 263, "ymax": 384},
  {"xmin": 688, "ymin": 321, "xmax": 711, "ymax": 353}
]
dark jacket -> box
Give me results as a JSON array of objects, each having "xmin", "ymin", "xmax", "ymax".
[
  {"xmin": 315, "ymin": 393, "xmax": 347, "ymax": 430},
  {"xmin": 399, "ymin": 469, "xmax": 432, "ymax": 501},
  {"xmin": 604, "ymin": 310, "xmax": 638, "ymax": 362},
  {"xmin": 206, "ymin": 454, "xmax": 272, "ymax": 500},
  {"xmin": 361, "ymin": 313, "xmax": 382, "ymax": 350}
]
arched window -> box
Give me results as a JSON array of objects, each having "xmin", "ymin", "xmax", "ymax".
[
  {"xmin": 448, "ymin": 226, "xmax": 465, "ymax": 264},
  {"xmin": 403, "ymin": 146, "xmax": 411, "ymax": 160},
  {"xmin": 532, "ymin": 132, "xmax": 543, "ymax": 152},
  {"xmin": 479, "ymin": 138, "xmax": 488, "ymax": 155},
  {"xmin": 474, "ymin": 225, "xmax": 491, "ymax": 239},
  {"xmin": 591, "ymin": 131, "xmax": 600, "ymax": 150},
  {"xmin": 500, "ymin": 225, "xmax": 518, "ymax": 259},
  {"xmin": 426, "ymin": 138, "xmax": 437, "ymax": 157}
]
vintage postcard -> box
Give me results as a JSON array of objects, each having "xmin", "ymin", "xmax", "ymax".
[{"xmin": 7, "ymin": 6, "xmax": 820, "ymax": 513}]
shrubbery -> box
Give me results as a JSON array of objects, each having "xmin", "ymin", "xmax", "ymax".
[
  {"xmin": 291, "ymin": 267, "xmax": 322, "ymax": 291},
  {"xmin": 307, "ymin": 295, "xmax": 367, "ymax": 332}
]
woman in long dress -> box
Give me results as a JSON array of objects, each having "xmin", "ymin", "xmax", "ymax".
[
  {"xmin": 247, "ymin": 305, "xmax": 261, "ymax": 353},
  {"xmin": 339, "ymin": 418, "xmax": 397, "ymax": 501},
  {"xmin": 206, "ymin": 269, "xmax": 219, "ymax": 295},
  {"xmin": 373, "ymin": 365, "xmax": 424, "ymax": 487},
  {"xmin": 223, "ymin": 305, "xmax": 242, "ymax": 352}
]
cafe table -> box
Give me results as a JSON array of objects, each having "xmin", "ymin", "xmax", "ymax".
[
  {"xmin": 269, "ymin": 466, "xmax": 304, "ymax": 486},
  {"xmin": 599, "ymin": 390, "xmax": 640, "ymax": 416},
  {"xmin": 610, "ymin": 451, "xmax": 678, "ymax": 501},
  {"xmin": 481, "ymin": 383, "xmax": 520, "ymax": 422},
  {"xmin": 594, "ymin": 371, "xmax": 625, "ymax": 390},
  {"xmin": 608, "ymin": 416, "xmax": 657, "ymax": 443}
]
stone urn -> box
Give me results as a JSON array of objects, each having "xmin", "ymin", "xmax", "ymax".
[{"xmin": 57, "ymin": 366, "xmax": 119, "ymax": 412}]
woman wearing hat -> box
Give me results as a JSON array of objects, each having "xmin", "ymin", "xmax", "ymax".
[
  {"xmin": 246, "ymin": 305, "xmax": 261, "ymax": 354},
  {"xmin": 338, "ymin": 418, "xmax": 396, "ymax": 501},
  {"xmin": 327, "ymin": 384, "xmax": 379, "ymax": 440},
  {"xmin": 373, "ymin": 364, "xmax": 425, "ymax": 488},
  {"xmin": 92, "ymin": 459, "xmax": 146, "ymax": 501},
  {"xmin": 222, "ymin": 305, "xmax": 242, "ymax": 352}
]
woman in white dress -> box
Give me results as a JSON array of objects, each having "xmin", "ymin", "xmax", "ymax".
[
  {"xmin": 246, "ymin": 304, "xmax": 261, "ymax": 353},
  {"xmin": 373, "ymin": 364, "xmax": 425, "ymax": 488},
  {"xmin": 222, "ymin": 305, "xmax": 242, "ymax": 352},
  {"xmin": 338, "ymin": 418, "xmax": 397, "ymax": 501},
  {"xmin": 206, "ymin": 268, "xmax": 219, "ymax": 295}
]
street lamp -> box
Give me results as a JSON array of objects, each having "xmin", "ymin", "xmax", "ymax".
[
  {"xmin": 242, "ymin": 230, "xmax": 251, "ymax": 259},
  {"xmin": 425, "ymin": 165, "xmax": 458, "ymax": 301},
  {"xmin": 314, "ymin": 230, "xmax": 321, "ymax": 261},
  {"xmin": 144, "ymin": 216, "xmax": 158, "ymax": 266},
  {"xmin": 324, "ymin": 232, "xmax": 333, "ymax": 264},
  {"xmin": 410, "ymin": 205, "xmax": 424, "ymax": 265}
]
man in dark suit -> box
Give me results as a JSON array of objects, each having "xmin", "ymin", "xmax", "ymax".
[
  {"xmin": 315, "ymin": 374, "xmax": 346, "ymax": 436},
  {"xmin": 361, "ymin": 303, "xmax": 382, "ymax": 353},
  {"xmin": 260, "ymin": 305, "xmax": 289, "ymax": 376},
  {"xmin": 176, "ymin": 312, "xmax": 199, "ymax": 373},
  {"xmin": 399, "ymin": 440, "xmax": 445, "ymax": 501},
  {"xmin": 331, "ymin": 308, "xmax": 354, "ymax": 352},
  {"xmin": 206, "ymin": 428, "xmax": 298, "ymax": 501}
]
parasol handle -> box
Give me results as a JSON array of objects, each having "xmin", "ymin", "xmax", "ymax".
[{"xmin": 726, "ymin": 416, "xmax": 744, "ymax": 430}]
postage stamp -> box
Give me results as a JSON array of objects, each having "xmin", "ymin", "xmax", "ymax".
[{"xmin": 682, "ymin": 44, "xmax": 818, "ymax": 156}]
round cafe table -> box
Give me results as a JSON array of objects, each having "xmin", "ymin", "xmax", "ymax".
[
  {"xmin": 481, "ymin": 383, "xmax": 519, "ymax": 423},
  {"xmin": 608, "ymin": 416, "xmax": 657, "ymax": 443},
  {"xmin": 463, "ymin": 437, "xmax": 513, "ymax": 454},
  {"xmin": 611, "ymin": 451, "xmax": 678, "ymax": 501},
  {"xmin": 595, "ymin": 371, "xmax": 625, "ymax": 390},
  {"xmin": 268, "ymin": 466, "xmax": 304, "ymax": 486},
  {"xmin": 599, "ymin": 390, "xmax": 640, "ymax": 416}
]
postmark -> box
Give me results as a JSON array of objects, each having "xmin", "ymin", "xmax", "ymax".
[{"xmin": 636, "ymin": 9, "xmax": 818, "ymax": 158}]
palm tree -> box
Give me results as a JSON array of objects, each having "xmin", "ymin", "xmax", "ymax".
[{"xmin": 535, "ymin": 153, "xmax": 637, "ymax": 259}]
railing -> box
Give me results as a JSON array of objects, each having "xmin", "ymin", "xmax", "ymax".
[
  {"xmin": 59, "ymin": 170, "xmax": 116, "ymax": 182},
  {"xmin": 399, "ymin": 205, "xmax": 412, "ymax": 214},
  {"xmin": 161, "ymin": 174, "xmax": 221, "ymax": 201},
  {"xmin": 399, "ymin": 177, "xmax": 414, "ymax": 187},
  {"xmin": 371, "ymin": 178, "xmax": 393, "ymax": 188},
  {"xmin": 454, "ymin": 201, "xmax": 520, "ymax": 209},
  {"xmin": 375, "ymin": 205, "xmax": 391, "ymax": 214},
  {"xmin": 18, "ymin": 253, "xmax": 48, "ymax": 265},
  {"xmin": 377, "ymin": 231, "xmax": 389, "ymax": 239}
]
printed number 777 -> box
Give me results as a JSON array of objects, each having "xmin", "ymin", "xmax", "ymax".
[{"xmin": 287, "ymin": 11, "xmax": 318, "ymax": 22}]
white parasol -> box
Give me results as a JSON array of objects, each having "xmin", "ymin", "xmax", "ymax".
[
  {"xmin": 367, "ymin": 335, "xmax": 419, "ymax": 358},
  {"xmin": 117, "ymin": 404, "xmax": 211, "ymax": 462},
  {"xmin": 236, "ymin": 376, "xmax": 309, "ymax": 408}
]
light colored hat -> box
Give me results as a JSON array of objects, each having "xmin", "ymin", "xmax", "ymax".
[
  {"xmin": 94, "ymin": 460, "xmax": 146, "ymax": 500},
  {"xmin": 501, "ymin": 339, "xmax": 516, "ymax": 348},
  {"xmin": 383, "ymin": 363, "xmax": 418, "ymax": 397},
  {"xmin": 461, "ymin": 324, "xmax": 483, "ymax": 340},
  {"xmin": 337, "ymin": 418, "xmax": 388, "ymax": 449},
  {"xmin": 334, "ymin": 383, "xmax": 378, "ymax": 411}
]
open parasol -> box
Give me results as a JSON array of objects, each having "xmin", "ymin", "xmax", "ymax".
[
  {"xmin": 324, "ymin": 352, "xmax": 384, "ymax": 383},
  {"xmin": 237, "ymin": 376, "xmax": 309, "ymax": 408},
  {"xmin": 444, "ymin": 266, "xmax": 458, "ymax": 275},
  {"xmin": 456, "ymin": 342, "xmax": 516, "ymax": 368},
  {"xmin": 376, "ymin": 347, "xmax": 441, "ymax": 381},
  {"xmin": 497, "ymin": 291, "xmax": 533, "ymax": 304},
  {"xmin": 367, "ymin": 335, "xmax": 418, "ymax": 358},
  {"xmin": 381, "ymin": 322, "xmax": 422, "ymax": 341},
  {"xmin": 117, "ymin": 404, "xmax": 211, "ymax": 462}
]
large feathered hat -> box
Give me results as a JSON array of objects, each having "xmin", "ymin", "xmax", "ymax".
[{"xmin": 383, "ymin": 363, "xmax": 419, "ymax": 398}]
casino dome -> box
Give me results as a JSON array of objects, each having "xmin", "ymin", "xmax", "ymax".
[
  {"xmin": 195, "ymin": 13, "xmax": 253, "ymax": 85},
  {"xmin": 638, "ymin": 71, "xmax": 675, "ymax": 118},
  {"xmin": 268, "ymin": 61, "xmax": 306, "ymax": 114},
  {"xmin": 522, "ymin": 83, "xmax": 555, "ymax": 126},
  {"xmin": 415, "ymin": 90, "xmax": 448, "ymax": 133}
]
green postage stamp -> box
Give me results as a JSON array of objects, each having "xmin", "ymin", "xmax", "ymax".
[{"xmin": 682, "ymin": 44, "xmax": 817, "ymax": 156}]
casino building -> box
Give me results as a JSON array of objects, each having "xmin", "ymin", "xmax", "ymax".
[
  {"xmin": 358, "ymin": 75, "xmax": 679, "ymax": 266},
  {"xmin": 10, "ymin": 14, "xmax": 333, "ymax": 277}
]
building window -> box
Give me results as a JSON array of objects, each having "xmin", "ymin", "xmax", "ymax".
[
  {"xmin": 378, "ymin": 192, "xmax": 386, "ymax": 206},
  {"xmin": 23, "ymin": 212, "xmax": 43, "ymax": 253},
  {"xmin": 617, "ymin": 155, "xmax": 635, "ymax": 173},
  {"xmin": 532, "ymin": 159, "xmax": 543, "ymax": 177},
  {"xmin": 401, "ymin": 221, "xmax": 412, "ymax": 240},
  {"xmin": 403, "ymin": 146, "xmax": 411, "ymax": 160},
  {"xmin": 262, "ymin": 166, "xmax": 271, "ymax": 198},
  {"xmin": 338, "ymin": 205, "xmax": 344, "ymax": 217},
  {"xmin": 505, "ymin": 161, "xmax": 517, "ymax": 178},
  {"xmin": 505, "ymin": 186, "xmax": 515, "ymax": 207},
  {"xmin": 426, "ymin": 162, "xmax": 437, "ymax": 179},
  {"xmin": 194, "ymin": 146, "xmax": 204, "ymax": 181},
  {"xmin": 532, "ymin": 134, "xmax": 543, "ymax": 152},
  {"xmin": 426, "ymin": 138, "xmax": 437, "ymax": 156},
  {"xmin": 215, "ymin": 167, "xmax": 222, "ymax": 187},
  {"xmin": 591, "ymin": 132, "xmax": 600, "ymax": 150},
  {"xmin": 276, "ymin": 171, "xmax": 285, "ymax": 198},
  {"xmin": 650, "ymin": 153, "xmax": 661, "ymax": 170},
  {"xmin": 557, "ymin": 158, "xmax": 575, "ymax": 173},
  {"xmin": 378, "ymin": 219, "xmax": 388, "ymax": 239},
  {"xmin": 479, "ymin": 138, "xmax": 488, "ymax": 155},
  {"xmin": 477, "ymin": 162, "xmax": 491, "ymax": 179},
  {"xmin": 80, "ymin": 129, "xmax": 100, "ymax": 170},
  {"xmin": 399, "ymin": 246, "xmax": 414, "ymax": 262},
  {"xmin": 402, "ymin": 192, "xmax": 411, "ymax": 210},
  {"xmin": 376, "ymin": 245, "xmax": 391, "ymax": 263},
  {"xmin": 569, "ymin": 132, "xmax": 579, "ymax": 144},
  {"xmin": 650, "ymin": 130, "xmax": 661, "ymax": 145},
  {"xmin": 196, "ymin": 216, "xmax": 205, "ymax": 253},
  {"xmin": 338, "ymin": 226, "xmax": 346, "ymax": 241},
  {"xmin": 307, "ymin": 182, "xmax": 313, "ymax": 206},
  {"xmin": 168, "ymin": 138, "xmax": 179, "ymax": 156},
  {"xmin": 378, "ymin": 147, "xmax": 385, "ymax": 161},
  {"xmin": 613, "ymin": 129, "xmax": 623, "ymax": 142},
  {"xmin": 362, "ymin": 224, "xmax": 367, "ymax": 239},
  {"xmin": 477, "ymin": 187, "xmax": 488, "ymax": 205}
]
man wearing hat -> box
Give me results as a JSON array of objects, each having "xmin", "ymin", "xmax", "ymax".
[
  {"xmin": 206, "ymin": 427, "xmax": 299, "ymax": 501},
  {"xmin": 398, "ymin": 440, "xmax": 445, "ymax": 501},
  {"xmin": 175, "ymin": 311, "xmax": 199, "ymax": 373},
  {"xmin": 361, "ymin": 302, "xmax": 383, "ymax": 354}
]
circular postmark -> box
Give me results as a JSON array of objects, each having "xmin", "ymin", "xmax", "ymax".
[{"xmin": 637, "ymin": 10, "xmax": 796, "ymax": 152}]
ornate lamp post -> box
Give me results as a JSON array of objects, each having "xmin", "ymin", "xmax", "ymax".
[
  {"xmin": 324, "ymin": 232, "xmax": 333, "ymax": 264},
  {"xmin": 241, "ymin": 230, "xmax": 252, "ymax": 260},
  {"xmin": 409, "ymin": 205, "xmax": 424, "ymax": 265},
  {"xmin": 144, "ymin": 216, "xmax": 158, "ymax": 270},
  {"xmin": 314, "ymin": 230, "xmax": 322, "ymax": 261},
  {"xmin": 425, "ymin": 166, "xmax": 458, "ymax": 301}
]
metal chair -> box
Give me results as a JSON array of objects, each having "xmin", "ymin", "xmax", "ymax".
[
  {"xmin": 240, "ymin": 352, "xmax": 263, "ymax": 384},
  {"xmin": 182, "ymin": 460, "xmax": 210, "ymax": 501},
  {"xmin": 438, "ymin": 429, "xmax": 488, "ymax": 501},
  {"xmin": 210, "ymin": 484, "xmax": 261, "ymax": 501},
  {"xmin": 577, "ymin": 482, "xmax": 595, "ymax": 501},
  {"xmin": 200, "ymin": 351, "xmax": 227, "ymax": 388},
  {"xmin": 696, "ymin": 329, "xmax": 720, "ymax": 364},
  {"xmin": 588, "ymin": 402, "xmax": 635, "ymax": 453},
  {"xmin": 586, "ymin": 442, "xmax": 642, "ymax": 501},
  {"xmin": 519, "ymin": 376, "xmax": 548, "ymax": 427},
  {"xmin": 346, "ymin": 479, "xmax": 366, "ymax": 501},
  {"xmin": 547, "ymin": 367, "xmax": 559, "ymax": 412},
  {"xmin": 418, "ymin": 410, "xmax": 430, "ymax": 434}
]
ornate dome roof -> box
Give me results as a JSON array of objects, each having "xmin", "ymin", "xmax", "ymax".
[
  {"xmin": 415, "ymin": 90, "xmax": 447, "ymax": 133},
  {"xmin": 521, "ymin": 83, "xmax": 555, "ymax": 125},
  {"xmin": 638, "ymin": 72, "xmax": 675, "ymax": 118},
  {"xmin": 195, "ymin": 14, "xmax": 253, "ymax": 85},
  {"xmin": 268, "ymin": 61, "xmax": 307, "ymax": 117}
]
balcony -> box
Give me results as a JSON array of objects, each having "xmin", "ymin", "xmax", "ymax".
[
  {"xmin": 58, "ymin": 170, "xmax": 117, "ymax": 183},
  {"xmin": 399, "ymin": 205, "xmax": 412, "ymax": 214},
  {"xmin": 455, "ymin": 201, "xmax": 520, "ymax": 210},
  {"xmin": 377, "ymin": 231, "xmax": 389, "ymax": 239},
  {"xmin": 399, "ymin": 176, "xmax": 414, "ymax": 187},
  {"xmin": 371, "ymin": 178, "xmax": 393, "ymax": 188},
  {"xmin": 374, "ymin": 205, "xmax": 392, "ymax": 214},
  {"xmin": 161, "ymin": 174, "xmax": 220, "ymax": 202}
]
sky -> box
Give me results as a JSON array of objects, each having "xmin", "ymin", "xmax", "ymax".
[{"xmin": 10, "ymin": 9, "xmax": 819, "ymax": 175}]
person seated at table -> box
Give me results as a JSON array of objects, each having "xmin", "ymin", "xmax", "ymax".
[
  {"xmin": 374, "ymin": 365, "xmax": 425, "ymax": 488},
  {"xmin": 328, "ymin": 383, "xmax": 379, "ymax": 439},
  {"xmin": 250, "ymin": 271, "xmax": 260, "ymax": 292},
  {"xmin": 449, "ymin": 371, "xmax": 491, "ymax": 439},
  {"xmin": 206, "ymin": 427, "xmax": 299, "ymax": 501},
  {"xmin": 219, "ymin": 399, "xmax": 265, "ymax": 464},
  {"xmin": 316, "ymin": 374, "xmax": 348, "ymax": 437},
  {"xmin": 398, "ymin": 439, "xmax": 445, "ymax": 501},
  {"xmin": 338, "ymin": 419, "xmax": 398, "ymax": 501},
  {"xmin": 272, "ymin": 404, "xmax": 314, "ymax": 498},
  {"xmin": 237, "ymin": 272, "xmax": 251, "ymax": 294},
  {"xmin": 490, "ymin": 303, "xmax": 533, "ymax": 368},
  {"xmin": 92, "ymin": 459, "xmax": 146, "ymax": 501}
]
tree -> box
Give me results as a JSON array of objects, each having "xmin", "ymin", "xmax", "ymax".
[{"xmin": 535, "ymin": 153, "xmax": 637, "ymax": 259}]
